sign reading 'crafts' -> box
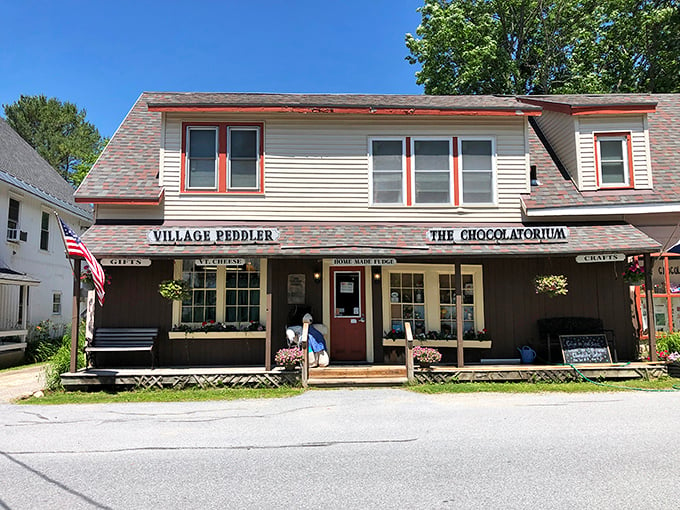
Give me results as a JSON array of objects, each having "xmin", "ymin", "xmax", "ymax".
[
  {"xmin": 428, "ymin": 226, "xmax": 569, "ymax": 244},
  {"xmin": 147, "ymin": 228, "xmax": 280, "ymax": 245}
]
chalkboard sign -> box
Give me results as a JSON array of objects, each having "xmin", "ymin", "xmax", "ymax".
[{"xmin": 559, "ymin": 334, "xmax": 612, "ymax": 364}]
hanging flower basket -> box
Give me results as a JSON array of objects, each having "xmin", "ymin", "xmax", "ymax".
[
  {"xmin": 158, "ymin": 279, "xmax": 191, "ymax": 301},
  {"xmin": 534, "ymin": 274, "xmax": 568, "ymax": 297},
  {"xmin": 80, "ymin": 266, "xmax": 111, "ymax": 288},
  {"xmin": 622, "ymin": 260, "xmax": 645, "ymax": 285}
]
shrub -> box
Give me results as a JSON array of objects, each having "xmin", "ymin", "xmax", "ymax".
[
  {"xmin": 656, "ymin": 332, "xmax": 680, "ymax": 354},
  {"xmin": 46, "ymin": 322, "xmax": 86, "ymax": 391},
  {"xmin": 24, "ymin": 320, "xmax": 65, "ymax": 363}
]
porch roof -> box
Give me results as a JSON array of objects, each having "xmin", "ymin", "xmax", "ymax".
[{"xmin": 82, "ymin": 221, "xmax": 660, "ymax": 258}]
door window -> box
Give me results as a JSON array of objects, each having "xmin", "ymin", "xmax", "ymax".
[{"xmin": 334, "ymin": 272, "xmax": 361, "ymax": 318}]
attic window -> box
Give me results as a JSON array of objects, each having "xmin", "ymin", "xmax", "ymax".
[
  {"xmin": 530, "ymin": 165, "xmax": 540, "ymax": 186},
  {"xmin": 595, "ymin": 133, "xmax": 633, "ymax": 189}
]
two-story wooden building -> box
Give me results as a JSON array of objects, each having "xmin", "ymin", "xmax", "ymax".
[{"xmin": 74, "ymin": 92, "xmax": 673, "ymax": 369}]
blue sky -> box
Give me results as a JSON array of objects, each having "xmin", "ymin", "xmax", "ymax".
[{"xmin": 1, "ymin": 0, "xmax": 425, "ymax": 137}]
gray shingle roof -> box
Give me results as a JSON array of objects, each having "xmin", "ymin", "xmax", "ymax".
[
  {"xmin": 145, "ymin": 92, "xmax": 540, "ymax": 111},
  {"xmin": 81, "ymin": 221, "xmax": 659, "ymax": 257},
  {"xmin": 520, "ymin": 94, "xmax": 658, "ymax": 108},
  {"xmin": 523, "ymin": 94, "xmax": 680, "ymax": 211},
  {"xmin": 75, "ymin": 93, "xmax": 163, "ymax": 202},
  {"xmin": 0, "ymin": 117, "xmax": 91, "ymax": 219}
]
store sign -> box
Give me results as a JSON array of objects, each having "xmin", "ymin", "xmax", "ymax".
[
  {"xmin": 427, "ymin": 226, "xmax": 569, "ymax": 243},
  {"xmin": 332, "ymin": 258, "xmax": 397, "ymax": 265},
  {"xmin": 575, "ymin": 253, "xmax": 625, "ymax": 264},
  {"xmin": 102, "ymin": 258, "xmax": 151, "ymax": 266},
  {"xmin": 196, "ymin": 258, "xmax": 245, "ymax": 266},
  {"xmin": 147, "ymin": 227, "xmax": 280, "ymax": 244}
]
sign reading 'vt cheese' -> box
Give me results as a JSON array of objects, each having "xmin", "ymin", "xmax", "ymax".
[{"xmin": 147, "ymin": 228, "xmax": 280, "ymax": 245}]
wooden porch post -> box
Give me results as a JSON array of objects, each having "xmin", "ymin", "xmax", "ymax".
[
  {"xmin": 405, "ymin": 322, "xmax": 414, "ymax": 382},
  {"xmin": 644, "ymin": 253, "xmax": 658, "ymax": 362},
  {"xmin": 455, "ymin": 261, "xmax": 464, "ymax": 367},
  {"xmin": 265, "ymin": 293, "xmax": 272, "ymax": 371},
  {"xmin": 300, "ymin": 322, "xmax": 309, "ymax": 388},
  {"xmin": 265, "ymin": 260, "xmax": 273, "ymax": 371},
  {"xmin": 70, "ymin": 259, "xmax": 81, "ymax": 373}
]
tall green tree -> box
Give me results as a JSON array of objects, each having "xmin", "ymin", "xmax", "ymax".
[
  {"xmin": 3, "ymin": 95, "xmax": 105, "ymax": 185},
  {"xmin": 406, "ymin": 0, "xmax": 679, "ymax": 95}
]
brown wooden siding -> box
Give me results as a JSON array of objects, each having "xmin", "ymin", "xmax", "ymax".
[
  {"xmin": 268, "ymin": 258, "xmax": 324, "ymax": 363},
  {"xmin": 482, "ymin": 257, "xmax": 634, "ymax": 360},
  {"xmin": 94, "ymin": 260, "xmax": 173, "ymax": 367}
]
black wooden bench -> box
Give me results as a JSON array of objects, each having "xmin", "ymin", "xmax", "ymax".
[
  {"xmin": 537, "ymin": 317, "xmax": 617, "ymax": 363},
  {"xmin": 85, "ymin": 328, "xmax": 159, "ymax": 368}
]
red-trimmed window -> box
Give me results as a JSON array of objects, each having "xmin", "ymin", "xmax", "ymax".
[
  {"xmin": 182, "ymin": 123, "xmax": 264, "ymax": 193},
  {"xmin": 459, "ymin": 139, "xmax": 495, "ymax": 205},
  {"xmin": 369, "ymin": 138, "xmax": 406, "ymax": 205},
  {"xmin": 412, "ymin": 138, "xmax": 452, "ymax": 204},
  {"xmin": 595, "ymin": 133, "xmax": 633, "ymax": 189}
]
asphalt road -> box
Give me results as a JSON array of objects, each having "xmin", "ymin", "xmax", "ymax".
[{"xmin": 1, "ymin": 388, "xmax": 679, "ymax": 509}]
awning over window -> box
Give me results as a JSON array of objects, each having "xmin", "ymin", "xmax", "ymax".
[{"xmin": 0, "ymin": 267, "xmax": 40, "ymax": 286}]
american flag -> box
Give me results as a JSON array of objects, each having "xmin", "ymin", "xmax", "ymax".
[{"xmin": 58, "ymin": 218, "xmax": 105, "ymax": 306}]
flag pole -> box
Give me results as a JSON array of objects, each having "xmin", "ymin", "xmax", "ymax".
[{"xmin": 55, "ymin": 211, "xmax": 81, "ymax": 373}]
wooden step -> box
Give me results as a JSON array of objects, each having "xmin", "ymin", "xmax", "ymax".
[
  {"xmin": 307, "ymin": 376, "xmax": 408, "ymax": 388},
  {"xmin": 309, "ymin": 365, "xmax": 406, "ymax": 379}
]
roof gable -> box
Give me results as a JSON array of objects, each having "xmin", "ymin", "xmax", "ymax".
[{"xmin": 0, "ymin": 117, "xmax": 91, "ymax": 219}]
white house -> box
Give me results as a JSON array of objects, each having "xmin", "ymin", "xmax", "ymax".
[{"xmin": 0, "ymin": 117, "xmax": 92, "ymax": 366}]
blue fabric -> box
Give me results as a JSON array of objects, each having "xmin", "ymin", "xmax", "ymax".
[{"xmin": 307, "ymin": 325, "xmax": 327, "ymax": 353}]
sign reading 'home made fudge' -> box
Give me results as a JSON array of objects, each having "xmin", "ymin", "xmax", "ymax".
[
  {"xmin": 427, "ymin": 226, "xmax": 569, "ymax": 244},
  {"xmin": 147, "ymin": 228, "xmax": 280, "ymax": 244}
]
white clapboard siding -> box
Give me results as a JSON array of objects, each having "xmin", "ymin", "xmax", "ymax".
[
  {"xmin": 97, "ymin": 205, "xmax": 164, "ymax": 222},
  {"xmin": 533, "ymin": 110, "xmax": 579, "ymax": 186},
  {"xmin": 0, "ymin": 285, "xmax": 19, "ymax": 330},
  {"xmin": 161, "ymin": 115, "xmax": 529, "ymax": 223},
  {"xmin": 577, "ymin": 115, "xmax": 651, "ymax": 190}
]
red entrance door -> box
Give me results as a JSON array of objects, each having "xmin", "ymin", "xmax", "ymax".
[{"xmin": 330, "ymin": 267, "xmax": 366, "ymax": 361}]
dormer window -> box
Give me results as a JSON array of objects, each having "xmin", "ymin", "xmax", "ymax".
[
  {"xmin": 186, "ymin": 126, "xmax": 218, "ymax": 190},
  {"xmin": 595, "ymin": 133, "xmax": 633, "ymax": 188},
  {"xmin": 182, "ymin": 123, "xmax": 264, "ymax": 194}
]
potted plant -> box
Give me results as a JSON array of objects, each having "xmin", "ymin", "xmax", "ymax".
[
  {"xmin": 158, "ymin": 279, "xmax": 191, "ymax": 301},
  {"xmin": 622, "ymin": 260, "xmax": 645, "ymax": 285},
  {"xmin": 412, "ymin": 346, "xmax": 441, "ymax": 368},
  {"xmin": 274, "ymin": 347, "xmax": 304, "ymax": 370},
  {"xmin": 534, "ymin": 274, "xmax": 568, "ymax": 297}
]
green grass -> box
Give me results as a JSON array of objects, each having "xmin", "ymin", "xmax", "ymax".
[
  {"xmin": 18, "ymin": 386, "xmax": 304, "ymax": 405},
  {"xmin": 409, "ymin": 377, "xmax": 680, "ymax": 394}
]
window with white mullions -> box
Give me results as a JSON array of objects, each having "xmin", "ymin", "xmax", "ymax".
[
  {"xmin": 461, "ymin": 139, "xmax": 494, "ymax": 204},
  {"xmin": 181, "ymin": 260, "xmax": 217, "ymax": 323},
  {"xmin": 413, "ymin": 139, "xmax": 451, "ymax": 204},
  {"xmin": 7, "ymin": 198, "xmax": 19, "ymax": 241},
  {"xmin": 370, "ymin": 139, "xmax": 405, "ymax": 204},
  {"xmin": 186, "ymin": 127, "xmax": 218, "ymax": 189},
  {"xmin": 228, "ymin": 127, "xmax": 259, "ymax": 190},
  {"xmin": 597, "ymin": 135, "xmax": 630, "ymax": 187}
]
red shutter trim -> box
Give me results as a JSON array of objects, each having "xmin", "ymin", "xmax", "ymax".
[
  {"xmin": 405, "ymin": 137, "xmax": 412, "ymax": 206},
  {"xmin": 452, "ymin": 137, "xmax": 460, "ymax": 207}
]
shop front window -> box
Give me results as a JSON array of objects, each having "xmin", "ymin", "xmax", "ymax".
[
  {"xmin": 225, "ymin": 262, "xmax": 260, "ymax": 323},
  {"xmin": 181, "ymin": 261, "xmax": 217, "ymax": 323},
  {"xmin": 439, "ymin": 274, "xmax": 475, "ymax": 338},
  {"xmin": 389, "ymin": 272, "xmax": 425, "ymax": 336},
  {"xmin": 178, "ymin": 259, "xmax": 263, "ymax": 327},
  {"xmin": 383, "ymin": 264, "xmax": 484, "ymax": 341}
]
